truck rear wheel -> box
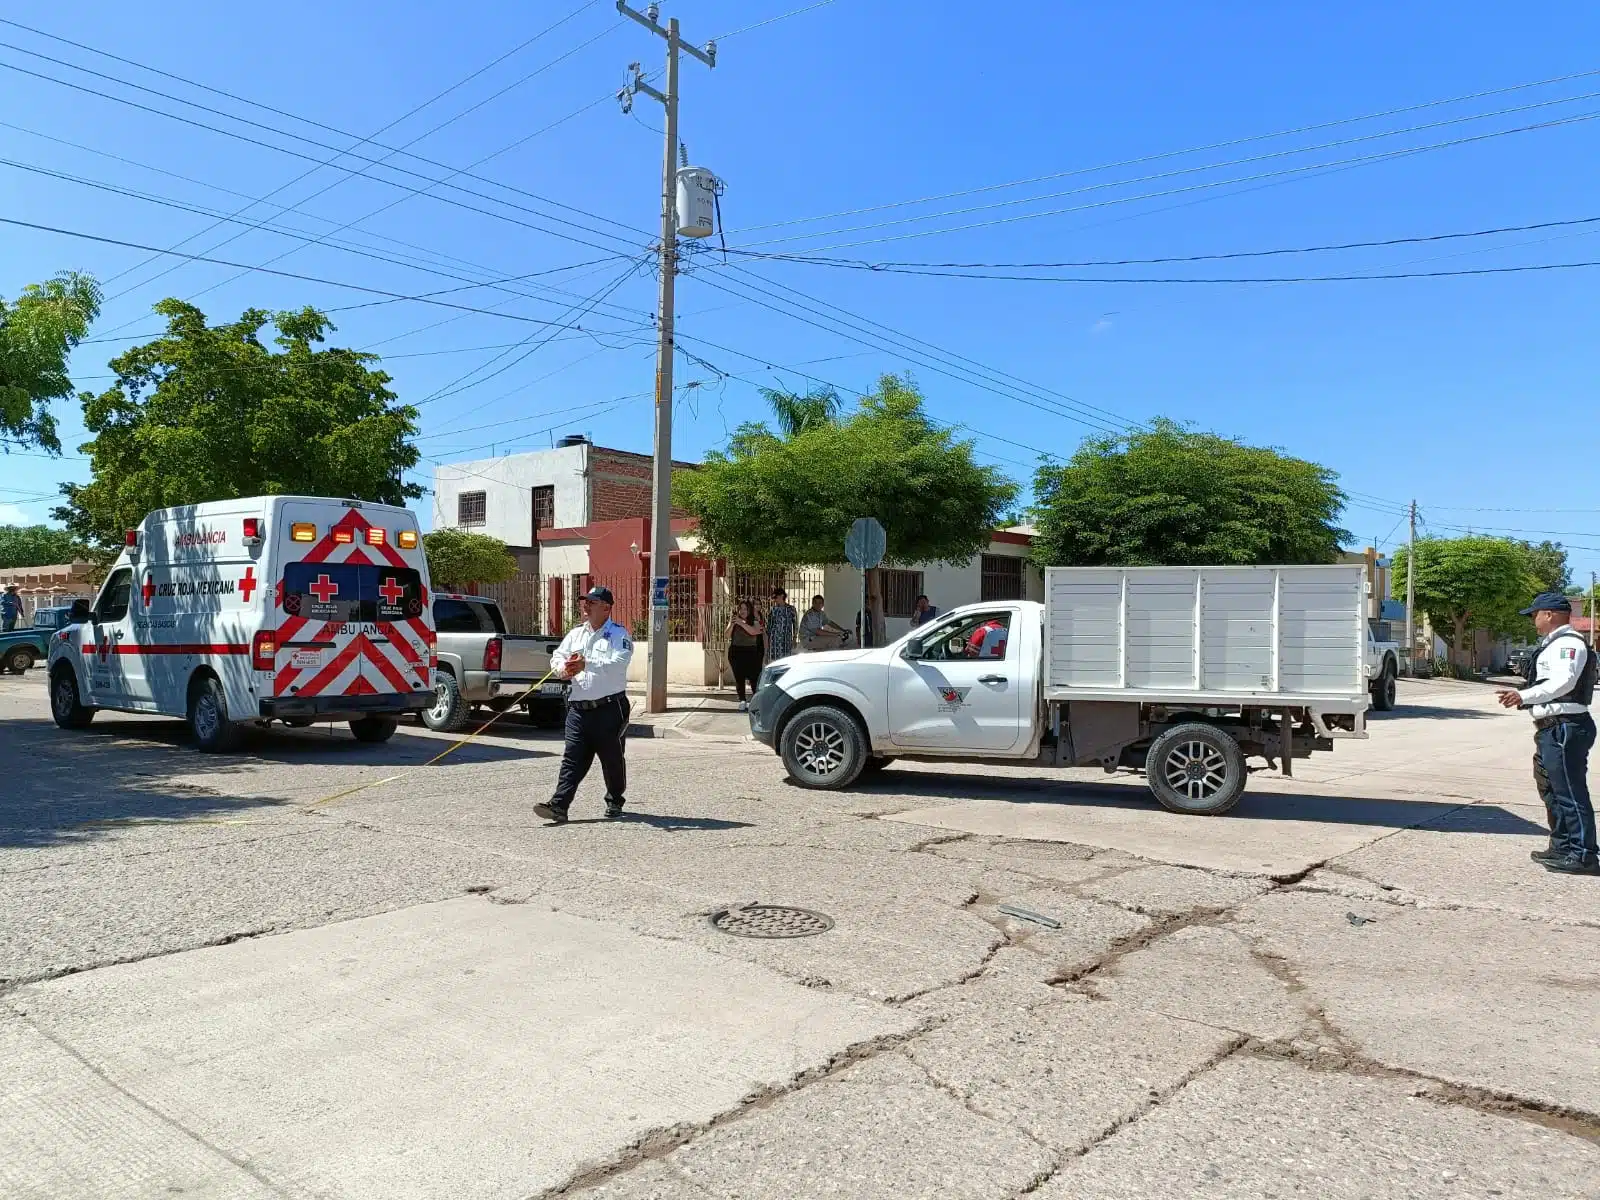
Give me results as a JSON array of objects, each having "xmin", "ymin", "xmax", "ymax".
[
  {"xmin": 1146, "ymin": 722, "xmax": 1246, "ymax": 815},
  {"xmin": 420, "ymin": 670, "xmax": 469, "ymax": 732},
  {"xmin": 4, "ymin": 646, "xmax": 34, "ymax": 674},
  {"xmin": 49, "ymin": 665, "xmax": 96, "ymax": 729},
  {"xmin": 779, "ymin": 704, "xmax": 868, "ymax": 790},
  {"xmin": 1370, "ymin": 660, "xmax": 1397, "ymax": 712}
]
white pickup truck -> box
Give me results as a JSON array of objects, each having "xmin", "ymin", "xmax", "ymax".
[
  {"xmin": 1366, "ymin": 620, "xmax": 1400, "ymax": 711},
  {"xmin": 748, "ymin": 565, "xmax": 1370, "ymax": 815}
]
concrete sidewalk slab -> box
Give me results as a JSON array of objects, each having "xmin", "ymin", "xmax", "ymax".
[{"xmin": 7, "ymin": 898, "xmax": 914, "ymax": 1199}]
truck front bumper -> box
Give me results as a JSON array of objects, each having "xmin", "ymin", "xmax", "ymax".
[
  {"xmin": 748, "ymin": 683, "xmax": 795, "ymax": 748},
  {"xmin": 259, "ymin": 690, "xmax": 433, "ymax": 721}
]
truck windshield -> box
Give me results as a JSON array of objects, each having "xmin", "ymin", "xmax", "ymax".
[{"xmin": 282, "ymin": 563, "xmax": 425, "ymax": 623}]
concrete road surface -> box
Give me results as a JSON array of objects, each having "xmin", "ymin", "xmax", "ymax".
[{"xmin": 1, "ymin": 670, "xmax": 1596, "ymax": 1198}]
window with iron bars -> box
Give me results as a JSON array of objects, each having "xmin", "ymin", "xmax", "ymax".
[
  {"xmin": 980, "ymin": 554, "xmax": 1024, "ymax": 601},
  {"xmin": 880, "ymin": 569, "xmax": 924, "ymax": 618},
  {"xmin": 457, "ymin": 491, "xmax": 486, "ymax": 528},
  {"xmin": 532, "ymin": 485, "xmax": 555, "ymax": 532}
]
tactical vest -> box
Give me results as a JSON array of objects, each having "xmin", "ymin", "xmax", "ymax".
[{"xmin": 1523, "ymin": 628, "xmax": 1597, "ymax": 706}]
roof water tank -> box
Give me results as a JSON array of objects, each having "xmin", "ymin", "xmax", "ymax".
[
  {"xmin": 557, "ymin": 434, "xmax": 589, "ymax": 448},
  {"xmin": 676, "ymin": 166, "xmax": 717, "ymax": 239}
]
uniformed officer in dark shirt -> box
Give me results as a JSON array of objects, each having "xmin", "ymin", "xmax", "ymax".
[
  {"xmin": 534, "ymin": 587, "xmax": 634, "ymax": 825},
  {"xmin": 1496, "ymin": 591, "xmax": 1599, "ymax": 875}
]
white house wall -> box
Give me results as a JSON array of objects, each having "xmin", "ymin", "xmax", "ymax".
[{"xmin": 432, "ymin": 444, "xmax": 590, "ymax": 546}]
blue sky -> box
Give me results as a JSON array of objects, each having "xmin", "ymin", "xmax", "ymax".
[{"xmin": 3, "ymin": 1, "xmax": 1599, "ymax": 578}]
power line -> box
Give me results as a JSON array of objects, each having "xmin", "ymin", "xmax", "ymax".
[
  {"xmin": 0, "ymin": 12, "xmax": 647, "ymax": 244},
  {"xmin": 715, "ymin": 1, "xmax": 837, "ymax": 41},
  {"xmin": 100, "ymin": 12, "xmax": 622, "ymax": 307},
  {"xmin": 728, "ymin": 213, "xmax": 1600, "ymax": 271},
  {"xmin": 0, "ymin": 48, "xmax": 647, "ymax": 262},
  {"xmin": 765, "ymin": 106, "xmax": 1600, "ymax": 253},
  {"xmin": 728, "ymin": 64, "xmax": 1600, "ymax": 236}
]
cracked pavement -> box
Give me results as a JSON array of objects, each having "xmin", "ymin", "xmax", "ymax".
[{"xmin": 2, "ymin": 672, "xmax": 1597, "ymax": 1198}]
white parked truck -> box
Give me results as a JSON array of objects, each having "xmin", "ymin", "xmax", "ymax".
[{"xmin": 748, "ymin": 565, "xmax": 1370, "ymax": 815}]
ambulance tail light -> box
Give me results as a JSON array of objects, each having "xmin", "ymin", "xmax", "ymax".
[
  {"xmin": 242, "ymin": 517, "xmax": 263, "ymax": 545},
  {"xmin": 332, "ymin": 528, "xmax": 354, "ymax": 544},
  {"xmin": 484, "ymin": 637, "xmax": 503, "ymax": 673},
  {"xmin": 397, "ymin": 529, "xmax": 419, "ymax": 550},
  {"xmin": 290, "ymin": 523, "xmax": 317, "ymax": 542},
  {"xmin": 251, "ymin": 629, "xmax": 278, "ymax": 671},
  {"xmin": 365, "ymin": 527, "xmax": 386, "ymax": 547}
]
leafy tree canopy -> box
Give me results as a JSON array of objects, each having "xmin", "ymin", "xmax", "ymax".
[
  {"xmin": 1031, "ymin": 418, "xmax": 1349, "ymax": 566},
  {"xmin": 423, "ymin": 528, "xmax": 518, "ymax": 589},
  {"xmin": 0, "ymin": 523, "xmax": 86, "ymax": 569},
  {"xmin": 1521, "ymin": 539, "xmax": 1571, "ymax": 595},
  {"xmin": 0, "ymin": 271, "xmax": 101, "ymax": 454},
  {"xmin": 55, "ymin": 301, "xmax": 421, "ymax": 548},
  {"xmin": 674, "ymin": 374, "xmax": 1018, "ymax": 566},
  {"xmin": 1392, "ymin": 536, "xmax": 1541, "ymax": 656}
]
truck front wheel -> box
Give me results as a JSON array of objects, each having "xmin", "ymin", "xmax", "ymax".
[
  {"xmin": 1146, "ymin": 722, "xmax": 1246, "ymax": 815},
  {"xmin": 780, "ymin": 704, "xmax": 868, "ymax": 790}
]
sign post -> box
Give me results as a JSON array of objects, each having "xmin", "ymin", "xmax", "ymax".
[{"xmin": 844, "ymin": 517, "xmax": 887, "ymax": 647}]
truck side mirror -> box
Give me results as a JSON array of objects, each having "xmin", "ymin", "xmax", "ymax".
[{"xmin": 902, "ymin": 639, "xmax": 923, "ymax": 660}]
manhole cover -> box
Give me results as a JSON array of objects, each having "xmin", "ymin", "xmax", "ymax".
[{"xmin": 709, "ymin": 905, "xmax": 835, "ymax": 939}]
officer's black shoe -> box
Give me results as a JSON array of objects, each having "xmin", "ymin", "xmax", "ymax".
[
  {"xmin": 1540, "ymin": 855, "xmax": 1600, "ymax": 875},
  {"xmin": 1530, "ymin": 847, "xmax": 1562, "ymax": 863},
  {"xmin": 604, "ymin": 801, "xmax": 625, "ymax": 820},
  {"xmin": 533, "ymin": 802, "xmax": 568, "ymax": 825}
]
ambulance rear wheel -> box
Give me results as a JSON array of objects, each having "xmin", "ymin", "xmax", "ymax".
[
  {"xmin": 350, "ymin": 716, "xmax": 399, "ymax": 744},
  {"xmin": 188, "ymin": 675, "xmax": 241, "ymax": 753},
  {"xmin": 49, "ymin": 665, "xmax": 96, "ymax": 729}
]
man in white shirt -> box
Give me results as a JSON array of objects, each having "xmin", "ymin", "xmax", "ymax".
[
  {"xmin": 534, "ymin": 586, "xmax": 634, "ymax": 825},
  {"xmin": 1497, "ymin": 591, "xmax": 1598, "ymax": 875}
]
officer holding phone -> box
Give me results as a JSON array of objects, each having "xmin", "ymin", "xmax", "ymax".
[{"xmin": 534, "ymin": 586, "xmax": 634, "ymax": 825}]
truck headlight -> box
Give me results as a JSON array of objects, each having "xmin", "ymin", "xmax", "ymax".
[{"xmin": 757, "ymin": 664, "xmax": 789, "ymax": 691}]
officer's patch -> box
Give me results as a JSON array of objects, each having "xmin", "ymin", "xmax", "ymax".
[{"xmin": 1562, "ymin": 647, "xmax": 1579, "ymax": 659}]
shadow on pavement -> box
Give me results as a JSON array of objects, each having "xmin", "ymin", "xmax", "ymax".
[
  {"xmin": 1, "ymin": 714, "xmax": 550, "ymax": 851},
  {"xmin": 849, "ymin": 768, "xmax": 1546, "ymax": 835},
  {"xmin": 1377, "ymin": 703, "xmax": 1495, "ymax": 720},
  {"xmin": 559, "ymin": 813, "xmax": 753, "ymax": 831}
]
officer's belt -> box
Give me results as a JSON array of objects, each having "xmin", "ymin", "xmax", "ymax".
[
  {"xmin": 568, "ymin": 693, "xmax": 627, "ymax": 710},
  {"xmin": 1534, "ymin": 712, "xmax": 1592, "ymax": 730}
]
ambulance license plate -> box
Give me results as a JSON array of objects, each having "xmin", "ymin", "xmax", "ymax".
[{"xmin": 291, "ymin": 649, "xmax": 324, "ymax": 669}]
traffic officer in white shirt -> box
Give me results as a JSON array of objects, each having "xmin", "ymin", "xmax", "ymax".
[
  {"xmin": 1497, "ymin": 591, "xmax": 1599, "ymax": 875},
  {"xmin": 534, "ymin": 586, "xmax": 634, "ymax": 825}
]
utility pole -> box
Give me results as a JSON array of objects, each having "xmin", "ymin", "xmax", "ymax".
[
  {"xmin": 1405, "ymin": 499, "xmax": 1417, "ymax": 676},
  {"xmin": 615, "ymin": 2, "xmax": 716, "ymax": 713},
  {"xmin": 1590, "ymin": 571, "xmax": 1596, "ymax": 649}
]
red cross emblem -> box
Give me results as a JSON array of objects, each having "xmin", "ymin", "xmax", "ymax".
[
  {"xmin": 141, "ymin": 574, "xmax": 156, "ymax": 607},
  {"xmin": 377, "ymin": 576, "xmax": 406, "ymax": 605},
  {"xmin": 238, "ymin": 567, "xmax": 257, "ymax": 603},
  {"xmin": 98, "ymin": 631, "xmax": 110, "ymax": 662},
  {"xmin": 308, "ymin": 574, "xmax": 339, "ymax": 603}
]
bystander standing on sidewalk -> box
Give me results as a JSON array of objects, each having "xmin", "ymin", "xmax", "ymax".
[
  {"xmin": 766, "ymin": 588, "xmax": 798, "ymax": 661},
  {"xmin": 726, "ymin": 599, "xmax": 765, "ymax": 711},
  {"xmin": 910, "ymin": 594, "xmax": 939, "ymax": 627}
]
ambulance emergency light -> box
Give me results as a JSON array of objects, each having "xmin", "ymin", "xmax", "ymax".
[
  {"xmin": 397, "ymin": 530, "xmax": 418, "ymax": 549},
  {"xmin": 290, "ymin": 523, "xmax": 316, "ymax": 542},
  {"xmin": 242, "ymin": 517, "xmax": 262, "ymax": 545}
]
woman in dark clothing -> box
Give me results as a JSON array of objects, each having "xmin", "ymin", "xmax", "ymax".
[{"xmin": 726, "ymin": 599, "xmax": 765, "ymax": 709}]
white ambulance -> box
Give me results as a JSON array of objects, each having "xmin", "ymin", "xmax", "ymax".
[{"xmin": 46, "ymin": 496, "xmax": 436, "ymax": 751}]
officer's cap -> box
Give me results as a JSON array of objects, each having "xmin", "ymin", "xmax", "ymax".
[
  {"xmin": 582, "ymin": 585, "xmax": 614, "ymax": 605},
  {"xmin": 1519, "ymin": 591, "xmax": 1572, "ymax": 616}
]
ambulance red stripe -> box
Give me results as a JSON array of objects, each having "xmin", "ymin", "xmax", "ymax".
[
  {"xmin": 294, "ymin": 636, "xmax": 366, "ymax": 697},
  {"xmin": 111, "ymin": 644, "xmax": 249, "ymax": 655},
  {"xmin": 360, "ymin": 640, "xmax": 412, "ymax": 693}
]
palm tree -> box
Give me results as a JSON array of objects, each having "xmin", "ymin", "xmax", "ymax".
[{"xmin": 760, "ymin": 385, "xmax": 839, "ymax": 438}]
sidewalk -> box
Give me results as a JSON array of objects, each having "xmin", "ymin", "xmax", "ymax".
[{"xmin": 625, "ymin": 686, "xmax": 754, "ymax": 741}]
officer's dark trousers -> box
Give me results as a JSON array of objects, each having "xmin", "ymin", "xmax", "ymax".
[
  {"xmin": 551, "ymin": 695, "xmax": 629, "ymax": 813},
  {"xmin": 1533, "ymin": 713, "xmax": 1598, "ymax": 864}
]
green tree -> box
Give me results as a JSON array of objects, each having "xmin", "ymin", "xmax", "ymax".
[
  {"xmin": 675, "ymin": 374, "xmax": 1018, "ymax": 567},
  {"xmin": 0, "ymin": 271, "xmax": 102, "ymax": 453},
  {"xmin": 1391, "ymin": 536, "xmax": 1539, "ymax": 666},
  {"xmin": 1520, "ymin": 539, "xmax": 1571, "ymax": 595},
  {"xmin": 423, "ymin": 528, "xmax": 518, "ymax": 589},
  {"xmin": 0, "ymin": 523, "xmax": 85, "ymax": 568},
  {"xmin": 759, "ymin": 385, "xmax": 840, "ymax": 438},
  {"xmin": 54, "ymin": 300, "xmax": 420, "ymax": 548},
  {"xmin": 1031, "ymin": 418, "xmax": 1349, "ymax": 566}
]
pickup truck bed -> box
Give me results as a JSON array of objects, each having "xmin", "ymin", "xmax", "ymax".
[{"xmin": 428, "ymin": 594, "xmax": 567, "ymax": 731}]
